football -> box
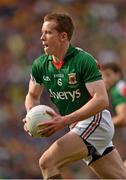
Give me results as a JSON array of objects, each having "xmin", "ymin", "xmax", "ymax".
[{"xmin": 25, "ymin": 105, "xmax": 55, "ymax": 137}]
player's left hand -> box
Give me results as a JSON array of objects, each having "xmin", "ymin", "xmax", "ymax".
[
  {"xmin": 37, "ymin": 111, "xmax": 66, "ymax": 137},
  {"xmin": 22, "ymin": 118, "xmax": 32, "ymax": 136}
]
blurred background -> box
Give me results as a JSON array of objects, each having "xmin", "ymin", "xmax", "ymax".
[{"xmin": 0, "ymin": 0, "xmax": 126, "ymax": 178}]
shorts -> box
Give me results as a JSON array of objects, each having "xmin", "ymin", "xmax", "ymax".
[{"xmin": 70, "ymin": 109, "xmax": 115, "ymax": 165}]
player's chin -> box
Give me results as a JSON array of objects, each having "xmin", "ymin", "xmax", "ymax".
[{"xmin": 44, "ymin": 49, "xmax": 51, "ymax": 55}]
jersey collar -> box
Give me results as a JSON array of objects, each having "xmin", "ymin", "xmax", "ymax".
[{"xmin": 47, "ymin": 44, "xmax": 76, "ymax": 62}]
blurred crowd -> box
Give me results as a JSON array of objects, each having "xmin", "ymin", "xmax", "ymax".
[{"xmin": 0, "ymin": 0, "xmax": 126, "ymax": 178}]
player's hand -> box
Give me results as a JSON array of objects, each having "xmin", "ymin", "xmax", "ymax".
[
  {"xmin": 37, "ymin": 111, "xmax": 66, "ymax": 137},
  {"xmin": 22, "ymin": 118, "xmax": 32, "ymax": 136}
]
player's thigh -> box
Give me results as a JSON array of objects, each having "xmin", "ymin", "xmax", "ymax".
[
  {"xmin": 41, "ymin": 131, "xmax": 88, "ymax": 167},
  {"xmin": 89, "ymin": 148, "xmax": 126, "ymax": 179}
]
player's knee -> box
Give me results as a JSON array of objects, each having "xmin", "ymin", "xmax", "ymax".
[
  {"xmin": 39, "ymin": 141, "xmax": 62, "ymax": 170},
  {"xmin": 39, "ymin": 151, "xmax": 51, "ymax": 170}
]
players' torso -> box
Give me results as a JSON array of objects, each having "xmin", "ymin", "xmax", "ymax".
[
  {"xmin": 40, "ymin": 54, "xmax": 90, "ymax": 115},
  {"xmin": 32, "ymin": 45, "xmax": 102, "ymax": 115}
]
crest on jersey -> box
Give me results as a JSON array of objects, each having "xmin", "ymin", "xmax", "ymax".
[{"xmin": 68, "ymin": 73, "xmax": 77, "ymax": 84}]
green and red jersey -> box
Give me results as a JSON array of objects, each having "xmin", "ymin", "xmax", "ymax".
[
  {"xmin": 31, "ymin": 45, "xmax": 102, "ymax": 115},
  {"xmin": 110, "ymin": 80, "xmax": 126, "ymax": 111}
]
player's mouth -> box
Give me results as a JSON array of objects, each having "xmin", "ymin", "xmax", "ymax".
[{"xmin": 43, "ymin": 44, "xmax": 49, "ymax": 50}]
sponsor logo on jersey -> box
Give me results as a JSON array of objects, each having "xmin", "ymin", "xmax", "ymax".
[
  {"xmin": 68, "ymin": 73, "xmax": 77, "ymax": 85},
  {"xmin": 43, "ymin": 75, "xmax": 51, "ymax": 81},
  {"xmin": 54, "ymin": 74, "xmax": 64, "ymax": 78},
  {"xmin": 49, "ymin": 88, "xmax": 81, "ymax": 102}
]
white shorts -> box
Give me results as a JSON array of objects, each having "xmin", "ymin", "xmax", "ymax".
[{"xmin": 70, "ymin": 109, "xmax": 115, "ymax": 165}]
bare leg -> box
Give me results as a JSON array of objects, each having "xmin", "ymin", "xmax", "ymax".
[
  {"xmin": 39, "ymin": 131, "xmax": 126, "ymax": 179},
  {"xmin": 39, "ymin": 131, "xmax": 88, "ymax": 179},
  {"xmin": 60, "ymin": 167, "xmax": 75, "ymax": 179},
  {"xmin": 89, "ymin": 148, "xmax": 126, "ymax": 179},
  {"xmin": 124, "ymin": 159, "xmax": 126, "ymax": 168}
]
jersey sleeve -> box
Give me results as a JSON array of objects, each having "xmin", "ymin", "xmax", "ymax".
[
  {"xmin": 80, "ymin": 52, "xmax": 102, "ymax": 83},
  {"xmin": 31, "ymin": 58, "xmax": 43, "ymax": 85}
]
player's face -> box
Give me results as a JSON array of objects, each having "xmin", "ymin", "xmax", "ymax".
[
  {"xmin": 41, "ymin": 20, "xmax": 63, "ymax": 56},
  {"xmin": 102, "ymin": 69, "xmax": 119, "ymax": 90}
]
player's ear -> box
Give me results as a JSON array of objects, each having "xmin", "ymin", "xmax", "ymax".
[{"xmin": 61, "ymin": 32, "xmax": 67, "ymax": 41}]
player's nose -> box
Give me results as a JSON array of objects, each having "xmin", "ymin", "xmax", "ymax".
[{"xmin": 40, "ymin": 33, "xmax": 46, "ymax": 41}]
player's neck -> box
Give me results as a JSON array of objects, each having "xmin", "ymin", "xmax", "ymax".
[{"xmin": 52, "ymin": 42, "xmax": 69, "ymax": 63}]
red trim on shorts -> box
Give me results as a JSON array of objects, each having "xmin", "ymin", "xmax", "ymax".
[
  {"xmin": 70, "ymin": 122, "xmax": 78, "ymax": 129},
  {"xmin": 81, "ymin": 112, "xmax": 101, "ymax": 139}
]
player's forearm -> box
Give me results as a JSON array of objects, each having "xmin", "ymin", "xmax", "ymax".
[
  {"xmin": 64, "ymin": 95, "xmax": 108, "ymax": 125},
  {"xmin": 25, "ymin": 93, "xmax": 40, "ymax": 113}
]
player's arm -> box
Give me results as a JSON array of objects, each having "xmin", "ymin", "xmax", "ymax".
[
  {"xmin": 64, "ymin": 80, "xmax": 109, "ymax": 124},
  {"xmin": 37, "ymin": 80, "xmax": 109, "ymax": 137},
  {"xmin": 25, "ymin": 79, "xmax": 44, "ymax": 112},
  {"xmin": 112, "ymin": 103, "xmax": 126, "ymax": 127}
]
